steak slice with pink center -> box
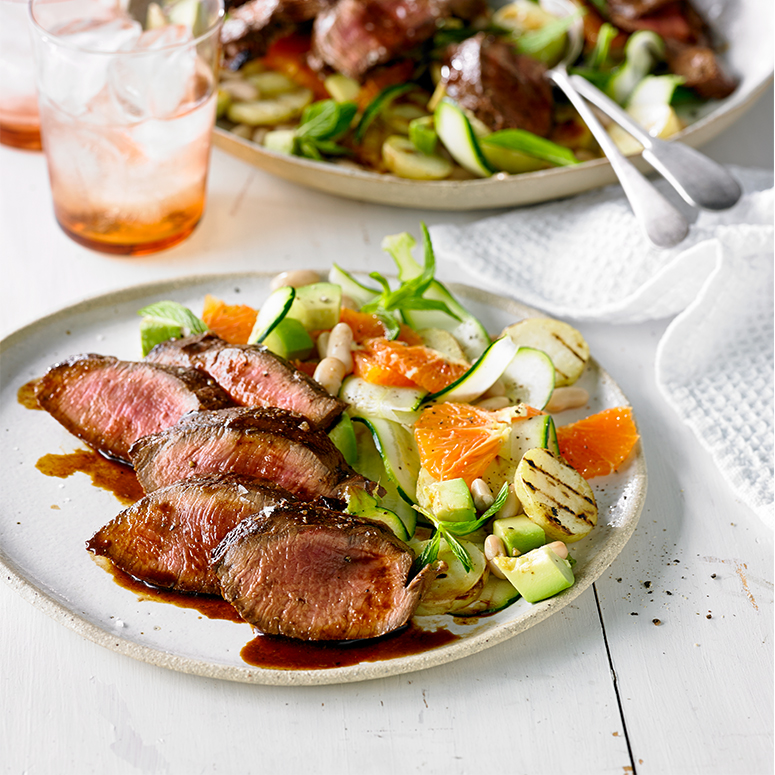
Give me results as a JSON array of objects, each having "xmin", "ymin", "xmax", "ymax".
[
  {"xmin": 146, "ymin": 333, "xmax": 346, "ymax": 429},
  {"xmin": 36, "ymin": 354, "xmax": 234, "ymax": 462},
  {"xmin": 87, "ymin": 474, "xmax": 295, "ymax": 595},
  {"xmin": 212, "ymin": 502, "xmax": 439, "ymax": 641},
  {"xmin": 129, "ymin": 406, "xmax": 377, "ymax": 500}
]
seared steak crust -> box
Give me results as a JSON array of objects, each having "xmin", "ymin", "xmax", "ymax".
[
  {"xmin": 146, "ymin": 334, "xmax": 346, "ymax": 429},
  {"xmin": 311, "ymin": 0, "xmax": 488, "ymax": 81},
  {"xmin": 212, "ymin": 502, "xmax": 439, "ymax": 640},
  {"xmin": 87, "ymin": 474, "xmax": 295, "ymax": 595},
  {"xmin": 221, "ymin": 0, "xmax": 335, "ymax": 69},
  {"xmin": 129, "ymin": 407, "xmax": 377, "ymax": 499},
  {"xmin": 442, "ymin": 33, "xmax": 553, "ymax": 135},
  {"xmin": 36, "ymin": 354, "xmax": 233, "ymax": 462}
]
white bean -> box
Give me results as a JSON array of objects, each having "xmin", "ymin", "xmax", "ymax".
[
  {"xmin": 219, "ymin": 78, "xmax": 260, "ymax": 101},
  {"xmin": 230, "ymin": 123, "xmax": 253, "ymax": 139},
  {"xmin": 545, "ymin": 386, "xmax": 589, "ymax": 414},
  {"xmin": 484, "ymin": 534, "xmax": 507, "ymax": 580},
  {"xmin": 313, "ymin": 357, "xmax": 346, "ymax": 396},
  {"xmin": 476, "ymin": 396, "xmax": 511, "ymax": 410},
  {"xmin": 340, "ymin": 295, "xmax": 359, "ymax": 311},
  {"xmin": 471, "ymin": 478, "xmax": 494, "ymax": 512},
  {"xmin": 316, "ymin": 331, "xmax": 331, "ymax": 361},
  {"xmin": 252, "ymin": 127, "xmax": 269, "ymax": 145},
  {"xmin": 546, "ymin": 540, "xmax": 569, "ymax": 560},
  {"xmin": 496, "ymin": 484, "xmax": 522, "ymax": 519},
  {"xmin": 270, "ymin": 269, "xmax": 322, "ymax": 291},
  {"xmin": 327, "ymin": 322, "xmax": 354, "ymax": 373}
]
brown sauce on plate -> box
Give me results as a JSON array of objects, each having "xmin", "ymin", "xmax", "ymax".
[
  {"xmin": 241, "ymin": 623, "xmax": 460, "ymax": 670},
  {"xmin": 99, "ymin": 559, "xmax": 244, "ymax": 623},
  {"xmin": 23, "ymin": 382, "xmax": 458, "ymax": 669},
  {"xmin": 17, "ymin": 379, "xmax": 43, "ymax": 410},
  {"xmin": 35, "ymin": 448, "xmax": 144, "ymax": 506}
]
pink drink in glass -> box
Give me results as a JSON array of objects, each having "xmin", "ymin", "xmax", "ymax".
[
  {"xmin": 30, "ymin": 0, "xmax": 223, "ymax": 254},
  {"xmin": 0, "ymin": 0, "xmax": 42, "ymax": 149}
]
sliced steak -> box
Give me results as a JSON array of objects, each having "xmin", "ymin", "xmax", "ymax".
[
  {"xmin": 441, "ymin": 33, "xmax": 553, "ymax": 135},
  {"xmin": 212, "ymin": 501, "xmax": 439, "ymax": 640},
  {"xmin": 146, "ymin": 334, "xmax": 345, "ymax": 429},
  {"xmin": 87, "ymin": 474, "xmax": 295, "ymax": 595},
  {"xmin": 666, "ymin": 43, "xmax": 737, "ymax": 100},
  {"xmin": 129, "ymin": 406, "xmax": 377, "ymax": 500},
  {"xmin": 221, "ymin": 0, "xmax": 335, "ymax": 69},
  {"xmin": 36, "ymin": 354, "xmax": 233, "ymax": 462},
  {"xmin": 311, "ymin": 0, "xmax": 487, "ymax": 81}
]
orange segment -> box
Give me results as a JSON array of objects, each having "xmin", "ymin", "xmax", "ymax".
[
  {"xmin": 201, "ymin": 294, "xmax": 258, "ymax": 345},
  {"xmin": 339, "ymin": 307, "xmax": 423, "ymax": 345},
  {"xmin": 262, "ymin": 33, "xmax": 329, "ymax": 101},
  {"xmin": 414, "ymin": 403, "xmax": 515, "ymax": 486},
  {"xmin": 557, "ymin": 406, "xmax": 639, "ymax": 479},
  {"xmin": 352, "ymin": 338, "xmax": 468, "ymax": 393}
]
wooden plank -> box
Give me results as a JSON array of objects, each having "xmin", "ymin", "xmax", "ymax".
[
  {"xmin": 0, "ymin": 581, "xmax": 632, "ymax": 774},
  {"xmin": 583, "ymin": 321, "xmax": 774, "ymax": 775}
]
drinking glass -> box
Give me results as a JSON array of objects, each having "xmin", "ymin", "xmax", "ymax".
[
  {"xmin": 0, "ymin": 0, "xmax": 41, "ymax": 149},
  {"xmin": 29, "ymin": 0, "xmax": 223, "ymax": 255}
]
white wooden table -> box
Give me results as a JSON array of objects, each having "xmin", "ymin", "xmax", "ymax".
[{"xmin": 1, "ymin": 85, "xmax": 772, "ymax": 775}]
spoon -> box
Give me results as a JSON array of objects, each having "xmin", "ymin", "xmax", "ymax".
[
  {"xmin": 567, "ymin": 74, "xmax": 742, "ymax": 211},
  {"xmin": 540, "ymin": 0, "xmax": 690, "ymax": 248}
]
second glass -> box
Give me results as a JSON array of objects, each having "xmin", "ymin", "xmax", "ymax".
[
  {"xmin": 29, "ymin": 0, "xmax": 224, "ymax": 255},
  {"xmin": 0, "ymin": 0, "xmax": 42, "ymax": 149}
]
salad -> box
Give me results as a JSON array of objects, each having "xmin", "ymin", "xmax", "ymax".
[
  {"xmin": 138, "ymin": 225, "xmax": 640, "ymax": 618},
  {"xmin": 212, "ymin": 0, "xmax": 737, "ymax": 181}
]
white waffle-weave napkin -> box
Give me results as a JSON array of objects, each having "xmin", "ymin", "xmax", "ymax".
[{"xmin": 430, "ymin": 166, "xmax": 774, "ymax": 527}]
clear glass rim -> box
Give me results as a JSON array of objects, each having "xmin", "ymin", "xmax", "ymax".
[{"xmin": 28, "ymin": 0, "xmax": 225, "ymax": 55}]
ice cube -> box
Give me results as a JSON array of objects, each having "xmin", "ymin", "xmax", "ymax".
[
  {"xmin": 38, "ymin": 16, "xmax": 142, "ymax": 116},
  {"xmin": 107, "ymin": 25, "xmax": 196, "ymax": 121}
]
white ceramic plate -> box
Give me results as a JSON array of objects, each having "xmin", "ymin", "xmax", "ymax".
[
  {"xmin": 0, "ymin": 274, "xmax": 646, "ymax": 685},
  {"xmin": 213, "ymin": 0, "xmax": 772, "ymax": 210}
]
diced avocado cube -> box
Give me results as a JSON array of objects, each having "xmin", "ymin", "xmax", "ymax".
[
  {"xmin": 286, "ymin": 282, "xmax": 342, "ymax": 331},
  {"xmin": 493, "ymin": 515, "xmax": 546, "ymax": 556},
  {"xmin": 328, "ymin": 414, "xmax": 357, "ymax": 466},
  {"xmin": 264, "ymin": 129, "xmax": 296, "ymax": 155},
  {"xmin": 427, "ymin": 478, "xmax": 475, "ymax": 522},
  {"xmin": 493, "ymin": 545, "xmax": 575, "ymax": 603},
  {"xmin": 262, "ymin": 317, "xmax": 313, "ymax": 360}
]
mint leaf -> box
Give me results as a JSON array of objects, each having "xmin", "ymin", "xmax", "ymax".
[
  {"xmin": 415, "ymin": 529, "xmax": 442, "ymax": 571},
  {"xmin": 137, "ymin": 301, "xmax": 207, "ymax": 333},
  {"xmin": 298, "ymin": 100, "xmax": 357, "ymax": 141},
  {"xmin": 441, "ymin": 483, "xmax": 510, "ymax": 535},
  {"xmin": 139, "ymin": 319, "xmax": 183, "ymax": 357}
]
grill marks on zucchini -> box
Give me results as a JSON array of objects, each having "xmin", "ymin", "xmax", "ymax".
[
  {"xmin": 548, "ymin": 331, "xmax": 588, "ymax": 383},
  {"xmin": 524, "ymin": 456, "xmax": 595, "ymax": 526},
  {"xmin": 514, "ymin": 448, "xmax": 598, "ymax": 543}
]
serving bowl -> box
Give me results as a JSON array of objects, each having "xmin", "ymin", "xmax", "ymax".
[{"xmin": 213, "ymin": 0, "xmax": 772, "ymax": 210}]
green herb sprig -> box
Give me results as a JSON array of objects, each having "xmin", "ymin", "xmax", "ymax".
[
  {"xmin": 360, "ymin": 223, "xmax": 460, "ymax": 339},
  {"xmin": 137, "ymin": 301, "xmax": 208, "ymax": 356},
  {"xmin": 414, "ymin": 483, "xmax": 510, "ymax": 572},
  {"xmin": 294, "ymin": 99, "xmax": 358, "ymax": 161}
]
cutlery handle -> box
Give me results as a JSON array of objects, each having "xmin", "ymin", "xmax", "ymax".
[
  {"xmin": 568, "ymin": 73, "xmax": 742, "ymax": 212},
  {"xmin": 549, "ymin": 68, "xmax": 690, "ymax": 248}
]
